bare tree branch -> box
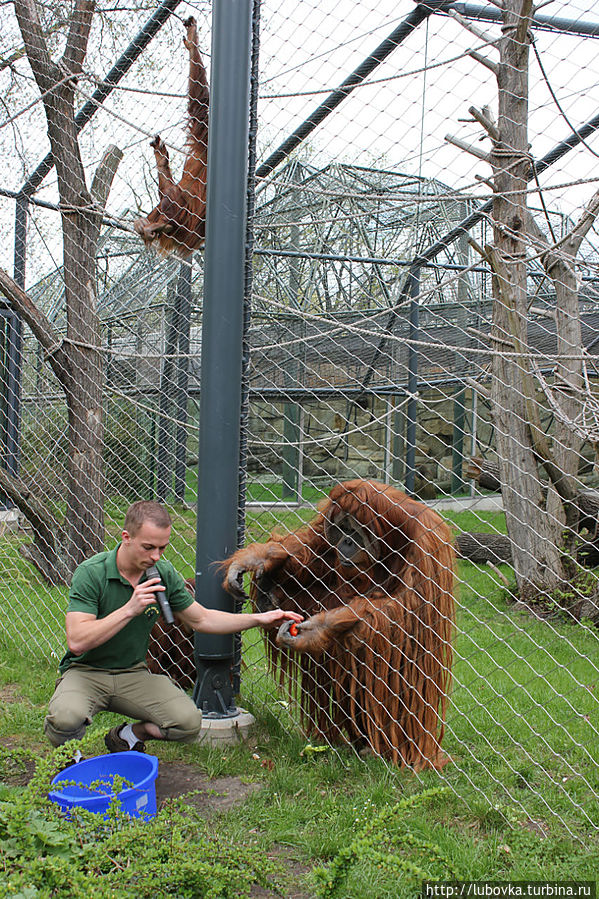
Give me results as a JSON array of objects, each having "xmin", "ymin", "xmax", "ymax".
[
  {"xmin": 62, "ymin": 0, "xmax": 95, "ymax": 75},
  {"xmin": 90, "ymin": 144, "xmax": 124, "ymax": 212},
  {"xmin": 566, "ymin": 188, "xmax": 599, "ymax": 257},
  {"xmin": 445, "ymin": 133, "xmax": 491, "ymax": 162},
  {"xmin": 468, "ymin": 105, "xmax": 501, "ymax": 142},
  {"xmin": 13, "ymin": 0, "xmax": 59, "ymax": 91},
  {"xmin": 448, "ymin": 9, "xmax": 499, "ymax": 46},
  {"xmin": 469, "ymin": 50, "xmax": 499, "ymax": 76},
  {"xmin": 0, "ymin": 267, "xmax": 73, "ymax": 390},
  {"xmin": 515, "ymin": 0, "xmax": 534, "ymax": 46}
]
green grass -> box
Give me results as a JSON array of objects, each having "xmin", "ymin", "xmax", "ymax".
[
  {"xmin": 443, "ymin": 509, "xmax": 508, "ymax": 534},
  {"xmin": 1, "ymin": 503, "xmax": 599, "ymax": 894}
]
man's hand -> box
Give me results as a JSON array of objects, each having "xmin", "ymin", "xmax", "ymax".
[
  {"xmin": 255, "ymin": 608, "xmax": 303, "ymax": 630},
  {"xmin": 127, "ymin": 577, "xmax": 165, "ymax": 617},
  {"xmin": 66, "ymin": 576, "xmax": 168, "ymax": 656}
]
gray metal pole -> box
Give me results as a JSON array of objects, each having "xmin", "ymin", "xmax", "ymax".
[
  {"xmin": 282, "ymin": 168, "xmax": 302, "ymax": 499},
  {"xmin": 445, "ymin": 3, "xmax": 599, "ymax": 38},
  {"xmin": 193, "ymin": 0, "xmax": 252, "ymax": 717},
  {"xmin": 1, "ymin": 196, "xmax": 27, "ymax": 502},
  {"xmin": 451, "ymin": 387, "xmax": 466, "ymax": 494},
  {"xmin": 232, "ymin": 0, "xmax": 262, "ymax": 697}
]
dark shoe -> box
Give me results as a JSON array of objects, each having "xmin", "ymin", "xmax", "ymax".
[{"xmin": 104, "ymin": 723, "xmax": 145, "ymax": 754}]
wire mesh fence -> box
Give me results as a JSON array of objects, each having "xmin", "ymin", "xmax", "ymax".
[{"xmin": 2, "ymin": 0, "xmax": 599, "ymax": 837}]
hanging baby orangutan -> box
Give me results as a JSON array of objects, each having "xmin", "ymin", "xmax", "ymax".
[
  {"xmin": 223, "ymin": 479, "xmax": 455, "ymax": 770},
  {"xmin": 134, "ymin": 16, "xmax": 208, "ymax": 255}
]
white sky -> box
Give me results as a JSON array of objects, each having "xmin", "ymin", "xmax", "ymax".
[{"xmin": 1, "ymin": 0, "xmax": 599, "ymax": 279}]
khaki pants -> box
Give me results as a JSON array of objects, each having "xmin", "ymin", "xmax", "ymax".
[{"xmin": 44, "ymin": 663, "xmax": 203, "ymax": 747}]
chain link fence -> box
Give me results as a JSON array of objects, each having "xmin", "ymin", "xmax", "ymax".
[{"xmin": 2, "ymin": 0, "xmax": 599, "ymax": 836}]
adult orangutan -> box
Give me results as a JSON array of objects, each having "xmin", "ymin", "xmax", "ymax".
[
  {"xmin": 223, "ymin": 479, "xmax": 455, "ymax": 770},
  {"xmin": 134, "ymin": 16, "xmax": 208, "ymax": 255}
]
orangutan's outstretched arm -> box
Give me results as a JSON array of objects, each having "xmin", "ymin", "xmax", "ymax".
[
  {"xmin": 276, "ymin": 600, "xmax": 364, "ymax": 655},
  {"xmin": 150, "ymin": 135, "xmax": 175, "ymax": 197},
  {"xmin": 223, "ymin": 541, "xmax": 291, "ymax": 601}
]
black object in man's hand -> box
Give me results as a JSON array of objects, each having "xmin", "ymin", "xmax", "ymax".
[{"xmin": 145, "ymin": 565, "xmax": 175, "ymax": 625}]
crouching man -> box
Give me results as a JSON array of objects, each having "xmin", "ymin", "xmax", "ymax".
[{"xmin": 45, "ymin": 500, "xmax": 302, "ymax": 753}]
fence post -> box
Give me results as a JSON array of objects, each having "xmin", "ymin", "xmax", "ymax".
[{"xmin": 193, "ymin": 0, "xmax": 252, "ymax": 716}]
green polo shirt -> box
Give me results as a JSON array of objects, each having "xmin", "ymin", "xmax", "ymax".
[{"xmin": 58, "ymin": 545, "xmax": 194, "ymax": 674}]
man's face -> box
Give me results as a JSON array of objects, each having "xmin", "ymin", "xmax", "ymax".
[{"xmin": 121, "ymin": 521, "xmax": 172, "ymax": 573}]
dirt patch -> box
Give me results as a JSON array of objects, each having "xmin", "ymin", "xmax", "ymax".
[
  {"xmin": 0, "ymin": 736, "xmax": 37, "ymax": 785},
  {"xmin": 156, "ymin": 764, "xmax": 313, "ymax": 896},
  {"xmin": 155, "ymin": 761, "xmax": 262, "ymax": 813},
  {"xmin": 0, "ymin": 685, "xmax": 20, "ymax": 704},
  {"xmin": 522, "ymin": 817, "xmax": 549, "ymax": 838}
]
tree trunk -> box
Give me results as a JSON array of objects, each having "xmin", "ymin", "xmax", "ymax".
[
  {"xmin": 489, "ymin": 0, "xmax": 573, "ymax": 602},
  {"xmin": 455, "ymin": 532, "xmax": 513, "ymax": 564},
  {"xmin": 60, "ymin": 209, "xmax": 105, "ymax": 568},
  {"xmin": 1, "ymin": 0, "xmax": 122, "ymax": 580},
  {"xmin": 464, "ymin": 456, "xmax": 501, "ymax": 491},
  {"xmin": 0, "ymin": 465, "xmax": 71, "ymax": 583}
]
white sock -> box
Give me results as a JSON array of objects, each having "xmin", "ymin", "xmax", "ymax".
[{"xmin": 119, "ymin": 723, "xmax": 140, "ymax": 748}]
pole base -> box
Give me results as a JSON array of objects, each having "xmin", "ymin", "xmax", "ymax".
[
  {"xmin": 196, "ymin": 708, "xmax": 255, "ymax": 746},
  {"xmin": 192, "ymin": 657, "xmax": 236, "ymax": 715}
]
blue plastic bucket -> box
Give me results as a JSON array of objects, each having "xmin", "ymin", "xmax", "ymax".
[{"xmin": 49, "ymin": 752, "xmax": 159, "ymax": 819}]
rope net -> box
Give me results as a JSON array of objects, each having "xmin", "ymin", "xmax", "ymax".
[{"xmin": 1, "ymin": 0, "xmax": 599, "ymax": 835}]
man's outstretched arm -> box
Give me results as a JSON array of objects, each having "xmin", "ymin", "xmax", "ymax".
[{"xmin": 177, "ymin": 601, "xmax": 302, "ymax": 635}]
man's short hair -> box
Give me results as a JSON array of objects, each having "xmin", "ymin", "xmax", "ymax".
[{"xmin": 123, "ymin": 501, "xmax": 172, "ymax": 536}]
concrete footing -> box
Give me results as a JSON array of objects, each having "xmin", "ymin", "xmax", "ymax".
[{"xmin": 196, "ymin": 708, "xmax": 255, "ymax": 746}]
